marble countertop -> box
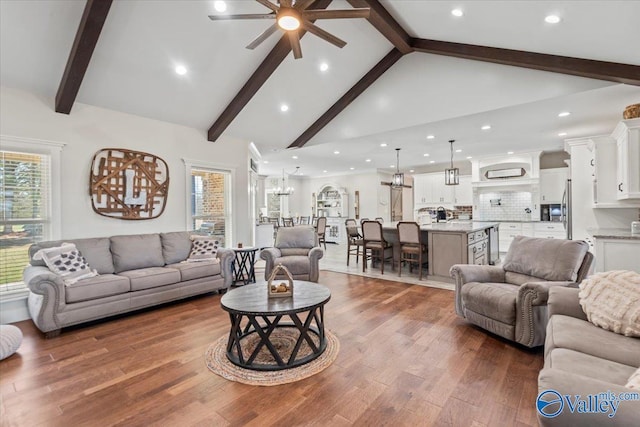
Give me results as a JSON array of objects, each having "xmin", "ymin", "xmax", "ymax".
[
  {"xmin": 587, "ymin": 228, "xmax": 640, "ymax": 240},
  {"xmin": 384, "ymin": 221, "xmax": 499, "ymax": 233}
]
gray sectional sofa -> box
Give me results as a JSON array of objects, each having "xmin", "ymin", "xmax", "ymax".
[
  {"xmin": 24, "ymin": 232, "xmax": 233, "ymax": 337},
  {"xmin": 538, "ymin": 287, "xmax": 640, "ymax": 426}
]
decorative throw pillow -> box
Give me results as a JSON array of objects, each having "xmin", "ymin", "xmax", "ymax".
[
  {"xmin": 32, "ymin": 243, "xmax": 98, "ymax": 285},
  {"xmin": 579, "ymin": 270, "xmax": 640, "ymax": 337},
  {"xmin": 627, "ymin": 368, "xmax": 640, "ymax": 389},
  {"xmin": 187, "ymin": 236, "xmax": 220, "ymax": 262}
]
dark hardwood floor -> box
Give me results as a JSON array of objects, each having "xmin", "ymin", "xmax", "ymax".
[{"xmin": 0, "ymin": 271, "xmax": 543, "ymax": 426}]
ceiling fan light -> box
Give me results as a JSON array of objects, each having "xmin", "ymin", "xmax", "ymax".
[{"xmin": 278, "ymin": 15, "xmax": 300, "ymax": 30}]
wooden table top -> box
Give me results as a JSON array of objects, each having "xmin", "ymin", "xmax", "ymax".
[{"xmin": 220, "ymin": 281, "xmax": 331, "ymax": 315}]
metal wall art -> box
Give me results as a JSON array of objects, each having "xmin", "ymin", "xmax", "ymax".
[{"xmin": 89, "ymin": 148, "xmax": 169, "ymax": 220}]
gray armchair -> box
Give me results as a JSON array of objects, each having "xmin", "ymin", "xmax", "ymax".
[
  {"xmin": 260, "ymin": 226, "xmax": 324, "ymax": 282},
  {"xmin": 450, "ymin": 236, "xmax": 593, "ymax": 348}
]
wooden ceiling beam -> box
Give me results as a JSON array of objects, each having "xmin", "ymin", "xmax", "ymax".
[
  {"xmin": 347, "ymin": 0, "xmax": 412, "ymax": 54},
  {"xmin": 55, "ymin": 0, "xmax": 113, "ymax": 114},
  {"xmin": 411, "ymin": 38, "xmax": 640, "ymax": 86},
  {"xmin": 207, "ymin": 0, "xmax": 332, "ymax": 142},
  {"xmin": 288, "ymin": 48, "xmax": 405, "ymax": 149}
]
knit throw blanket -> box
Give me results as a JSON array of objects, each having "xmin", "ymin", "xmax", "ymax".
[{"xmin": 579, "ymin": 270, "xmax": 640, "ymax": 337}]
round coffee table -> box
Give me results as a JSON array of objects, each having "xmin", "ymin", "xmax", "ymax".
[{"xmin": 220, "ymin": 281, "xmax": 331, "ymax": 371}]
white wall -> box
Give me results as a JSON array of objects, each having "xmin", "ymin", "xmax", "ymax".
[{"xmin": 0, "ymin": 86, "xmax": 253, "ymax": 244}]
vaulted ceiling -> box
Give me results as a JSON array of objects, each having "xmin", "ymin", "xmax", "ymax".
[{"xmin": 1, "ymin": 0, "xmax": 639, "ymax": 177}]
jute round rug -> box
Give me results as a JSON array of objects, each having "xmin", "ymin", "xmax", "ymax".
[{"xmin": 205, "ymin": 329, "xmax": 339, "ymax": 386}]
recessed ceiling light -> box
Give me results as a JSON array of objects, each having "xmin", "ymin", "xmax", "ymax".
[
  {"xmin": 423, "ymin": 153, "xmax": 430, "ymax": 157},
  {"xmin": 429, "ymin": 160, "xmax": 435, "ymax": 164},
  {"xmin": 455, "ymin": 149, "xmax": 462, "ymax": 153},
  {"xmin": 380, "ymin": 143, "xmax": 387, "ymax": 147},
  {"xmin": 365, "ymin": 159, "xmax": 372, "ymax": 162},
  {"xmin": 508, "ymin": 151, "xmax": 514, "ymax": 155},
  {"xmin": 558, "ymin": 132, "xmax": 567, "ymax": 136},
  {"xmin": 213, "ymin": 1, "xmax": 227, "ymax": 13},
  {"xmin": 263, "ymin": 161, "xmax": 269, "ymax": 164},
  {"xmin": 558, "ymin": 111, "xmax": 571, "ymax": 117},
  {"xmin": 323, "ymin": 170, "xmax": 327, "ymax": 173},
  {"xmin": 390, "ymin": 165, "xmax": 395, "ymax": 168},
  {"xmin": 481, "ymin": 125, "xmax": 491, "ymax": 130},
  {"xmin": 350, "ymin": 167, "xmax": 355, "ymax": 170},
  {"xmin": 451, "ymin": 8, "xmax": 463, "ymax": 17},
  {"xmin": 334, "ymin": 151, "xmax": 340, "ymax": 154},
  {"xmin": 292, "ymin": 155, "xmax": 298, "ymax": 159},
  {"xmin": 175, "ymin": 65, "xmax": 187, "ymax": 75},
  {"xmin": 466, "ymin": 156, "xmax": 472, "ymax": 159},
  {"xmin": 426, "ymin": 135, "xmax": 435, "ymax": 140},
  {"xmin": 409, "ymin": 169, "xmax": 415, "ymax": 173},
  {"xmin": 319, "ymin": 62, "xmax": 329, "ymax": 72},
  {"xmin": 280, "ymin": 104, "xmax": 289, "ymax": 112},
  {"xmin": 545, "ymin": 15, "xmax": 561, "ymax": 24}
]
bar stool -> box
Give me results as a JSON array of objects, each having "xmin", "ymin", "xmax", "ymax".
[
  {"xmin": 345, "ymin": 219, "xmax": 363, "ymax": 266},
  {"xmin": 361, "ymin": 220, "xmax": 393, "ymax": 274},
  {"xmin": 397, "ymin": 221, "xmax": 427, "ymax": 280}
]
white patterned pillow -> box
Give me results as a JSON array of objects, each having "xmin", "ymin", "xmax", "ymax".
[
  {"xmin": 187, "ymin": 236, "xmax": 220, "ymax": 262},
  {"xmin": 33, "ymin": 243, "xmax": 98, "ymax": 285},
  {"xmin": 579, "ymin": 270, "xmax": 640, "ymax": 337},
  {"xmin": 627, "ymin": 368, "xmax": 640, "ymax": 389}
]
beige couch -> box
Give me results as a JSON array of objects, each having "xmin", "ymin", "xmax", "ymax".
[
  {"xmin": 24, "ymin": 232, "xmax": 233, "ymax": 337},
  {"xmin": 538, "ymin": 286, "xmax": 640, "ymax": 426}
]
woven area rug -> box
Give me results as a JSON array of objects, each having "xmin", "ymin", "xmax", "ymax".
[{"xmin": 205, "ymin": 329, "xmax": 339, "ymax": 386}]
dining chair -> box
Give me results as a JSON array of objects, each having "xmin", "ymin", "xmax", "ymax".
[
  {"xmin": 299, "ymin": 216, "xmax": 310, "ymax": 225},
  {"xmin": 282, "ymin": 217, "xmax": 294, "ymax": 227},
  {"xmin": 397, "ymin": 221, "xmax": 427, "ymax": 280},
  {"xmin": 375, "ymin": 217, "xmax": 384, "ymax": 223},
  {"xmin": 345, "ymin": 219, "xmax": 363, "ymax": 266},
  {"xmin": 361, "ymin": 220, "xmax": 393, "ymax": 274},
  {"xmin": 316, "ymin": 216, "xmax": 327, "ymax": 249}
]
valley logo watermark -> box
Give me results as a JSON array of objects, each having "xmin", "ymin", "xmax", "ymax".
[{"xmin": 537, "ymin": 389, "xmax": 640, "ymax": 419}]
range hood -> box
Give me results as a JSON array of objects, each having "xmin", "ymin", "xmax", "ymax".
[
  {"xmin": 471, "ymin": 151, "xmax": 541, "ymax": 188},
  {"xmin": 485, "ymin": 167, "xmax": 526, "ymax": 179}
]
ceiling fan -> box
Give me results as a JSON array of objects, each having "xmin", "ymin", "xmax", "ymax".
[{"xmin": 208, "ymin": 0, "xmax": 370, "ymax": 59}]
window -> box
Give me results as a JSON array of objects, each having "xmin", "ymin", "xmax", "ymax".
[
  {"xmin": 0, "ymin": 150, "xmax": 52, "ymax": 295},
  {"xmin": 185, "ymin": 161, "xmax": 232, "ymax": 247}
]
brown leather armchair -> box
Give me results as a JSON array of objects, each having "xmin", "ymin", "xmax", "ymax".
[{"xmin": 450, "ymin": 236, "xmax": 593, "ymax": 348}]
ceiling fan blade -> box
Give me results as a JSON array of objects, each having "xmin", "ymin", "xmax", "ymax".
[
  {"xmin": 208, "ymin": 13, "xmax": 276, "ymax": 21},
  {"xmin": 302, "ymin": 21, "xmax": 347, "ymax": 48},
  {"xmin": 280, "ymin": 0, "xmax": 292, "ymax": 7},
  {"xmin": 246, "ymin": 24, "xmax": 280, "ymax": 49},
  {"xmin": 294, "ymin": 0, "xmax": 316, "ymax": 10},
  {"xmin": 255, "ymin": 0, "xmax": 278, "ymax": 12},
  {"xmin": 288, "ymin": 31, "xmax": 303, "ymax": 59},
  {"xmin": 303, "ymin": 8, "xmax": 371, "ymax": 20}
]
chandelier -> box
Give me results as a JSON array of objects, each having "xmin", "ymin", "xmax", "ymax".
[
  {"xmin": 275, "ymin": 167, "xmax": 299, "ymax": 196},
  {"xmin": 445, "ymin": 140, "xmax": 459, "ymax": 185},
  {"xmin": 391, "ymin": 148, "xmax": 404, "ymax": 187}
]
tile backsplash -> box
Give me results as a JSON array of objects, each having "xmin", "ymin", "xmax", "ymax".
[{"xmin": 475, "ymin": 191, "xmax": 534, "ymax": 221}]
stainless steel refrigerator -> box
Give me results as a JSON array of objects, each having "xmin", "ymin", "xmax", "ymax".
[{"xmin": 562, "ymin": 179, "xmax": 572, "ymax": 240}]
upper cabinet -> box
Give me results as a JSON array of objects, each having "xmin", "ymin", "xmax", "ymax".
[
  {"xmin": 539, "ymin": 168, "xmax": 568, "ymax": 204},
  {"xmin": 612, "ymin": 118, "xmax": 640, "ymax": 200},
  {"xmin": 413, "ymin": 173, "xmax": 471, "ymax": 207}
]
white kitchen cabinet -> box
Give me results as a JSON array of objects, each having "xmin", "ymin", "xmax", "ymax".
[
  {"xmin": 612, "ymin": 118, "xmax": 640, "ymax": 200},
  {"xmin": 539, "ymin": 168, "xmax": 568, "ymax": 203},
  {"xmin": 455, "ymin": 175, "xmax": 473, "ymax": 205},
  {"xmin": 593, "ymin": 237, "xmax": 640, "ymax": 273},
  {"xmin": 413, "ymin": 173, "xmax": 456, "ymax": 205},
  {"xmin": 498, "ymin": 222, "xmax": 535, "ymax": 252},
  {"xmin": 533, "ymin": 222, "xmax": 566, "ymax": 239},
  {"xmin": 413, "ymin": 174, "xmax": 429, "ymax": 206}
]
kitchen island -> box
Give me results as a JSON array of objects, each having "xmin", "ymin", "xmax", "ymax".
[
  {"xmin": 588, "ymin": 227, "xmax": 640, "ymax": 273},
  {"xmin": 382, "ymin": 221, "xmax": 500, "ymax": 282}
]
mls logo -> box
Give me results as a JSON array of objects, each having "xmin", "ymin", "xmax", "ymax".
[{"xmin": 537, "ymin": 390, "xmax": 564, "ymax": 418}]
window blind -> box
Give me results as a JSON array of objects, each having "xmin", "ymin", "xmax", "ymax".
[{"xmin": 0, "ymin": 150, "xmax": 51, "ymax": 294}]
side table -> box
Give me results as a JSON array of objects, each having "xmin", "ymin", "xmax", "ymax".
[{"xmin": 231, "ymin": 247, "xmax": 258, "ymax": 285}]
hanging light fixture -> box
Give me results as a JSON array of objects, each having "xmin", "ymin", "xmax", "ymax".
[
  {"xmin": 445, "ymin": 140, "xmax": 459, "ymax": 185},
  {"xmin": 392, "ymin": 148, "xmax": 404, "ymax": 187},
  {"xmin": 275, "ymin": 168, "xmax": 295, "ymax": 196}
]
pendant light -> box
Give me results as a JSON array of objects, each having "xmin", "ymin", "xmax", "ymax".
[
  {"xmin": 445, "ymin": 140, "xmax": 459, "ymax": 185},
  {"xmin": 275, "ymin": 168, "xmax": 294, "ymax": 196},
  {"xmin": 392, "ymin": 148, "xmax": 404, "ymax": 187}
]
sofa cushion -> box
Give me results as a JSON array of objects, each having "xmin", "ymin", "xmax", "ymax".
[
  {"xmin": 167, "ymin": 260, "xmax": 220, "ymax": 281},
  {"xmin": 30, "ymin": 238, "xmax": 114, "ymax": 274},
  {"xmin": 546, "ymin": 348, "xmax": 636, "ymax": 385},
  {"xmin": 187, "ymin": 236, "xmax": 220, "ymax": 262},
  {"xmin": 275, "ymin": 226, "xmax": 315, "ymax": 249},
  {"xmin": 579, "ymin": 270, "xmax": 640, "ymax": 337},
  {"xmin": 161, "ymin": 232, "xmax": 192, "ymax": 265},
  {"xmin": 118, "ymin": 267, "xmax": 181, "ymax": 291},
  {"xmin": 65, "ymin": 274, "xmax": 130, "ymax": 303},
  {"xmin": 502, "ymin": 236, "xmax": 588, "ymax": 282},
  {"xmin": 280, "ymin": 248, "xmax": 310, "ymax": 257},
  {"xmin": 274, "ymin": 256, "xmax": 310, "ymax": 276},
  {"xmin": 546, "ymin": 314, "xmax": 640, "ymax": 368},
  {"xmin": 461, "ymin": 282, "xmax": 518, "ymax": 325},
  {"xmin": 33, "ymin": 243, "xmax": 98, "ymax": 285},
  {"xmin": 111, "ymin": 234, "xmax": 164, "ymax": 273}
]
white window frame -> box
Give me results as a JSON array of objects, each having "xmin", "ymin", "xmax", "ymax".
[
  {"xmin": 182, "ymin": 158, "xmax": 234, "ymax": 246},
  {"xmin": 0, "ymin": 135, "xmax": 64, "ymax": 301}
]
